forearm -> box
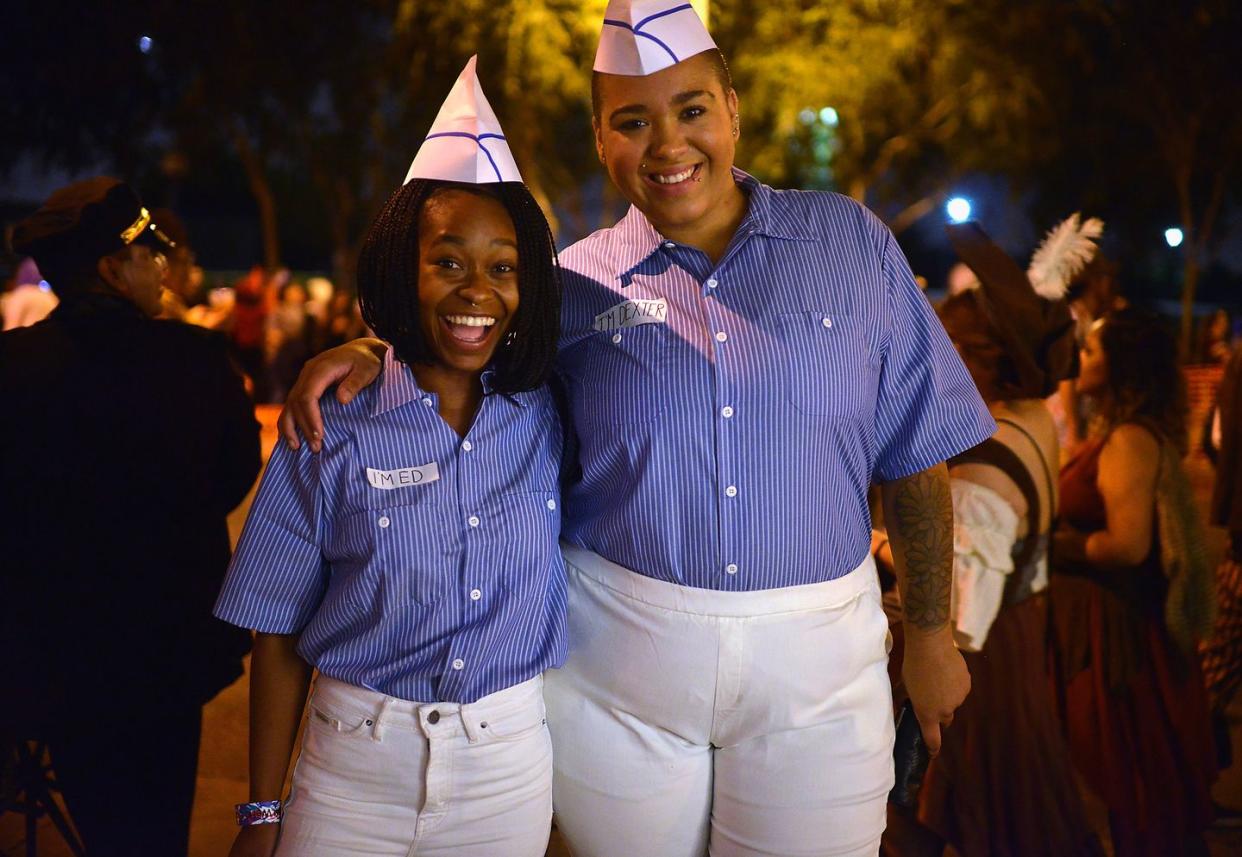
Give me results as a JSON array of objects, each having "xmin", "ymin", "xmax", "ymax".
[
  {"xmin": 247, "ymin": 632, "xmax": 314, "ymax": 802},
  {"xmin": 880, "ymin": 463, "xmax": 954, "ymax": 638},
  {"xmin": 1054, "ymin": 524, "xmax": 1149, "ymax": 571}
]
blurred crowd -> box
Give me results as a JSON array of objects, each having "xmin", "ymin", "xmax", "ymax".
[{"xmin": 1, "ymin": 207, "xmax": 368, "ymax": 403}]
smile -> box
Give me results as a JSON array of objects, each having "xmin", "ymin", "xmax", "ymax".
[
  {"xmin": 440, "ymin": 314, "xmax": 498, "ymax": 347},
  {"xmin": 646, "ymin": 164, "xmax": 701, "ymax": 187}
]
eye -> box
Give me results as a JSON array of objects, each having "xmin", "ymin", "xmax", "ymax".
[
  {"xmin": 492, "ymin": 262, "xmax": 517, "ymax": 274},
  {"xmin": 617, "ymin": 118, "xmax": 648, "ymax": 131},
  {"xmin": 434, "ymin": 258, "xmax": 462, "ymax": 270},
  {"xmin": 681, "ymin": 105, "xmax": 706, "ymax": 120}
]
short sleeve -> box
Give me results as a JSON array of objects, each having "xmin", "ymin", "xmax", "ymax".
[
  {"xmin": 873, "ymin": 234, "xmax": 996, "ymax": 481},
  {"xmin": 214, "ymin": 440, "xmax": 327, "ymax": 634}
]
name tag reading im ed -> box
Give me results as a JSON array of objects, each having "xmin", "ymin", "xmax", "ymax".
[
  {"xmin": 367, "ymin": 462, "xmax": 440, "ymax": 490},
  {"xmin": 594, "ymin": 298, "xmax": 668, "ymax": 333}
]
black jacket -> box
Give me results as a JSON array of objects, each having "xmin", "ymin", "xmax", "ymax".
[{"xmin": 1, "ymin": 294, "xmax": 262, "ymax": 725}]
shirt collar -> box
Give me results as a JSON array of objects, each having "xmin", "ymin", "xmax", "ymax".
[
  {"xmin": 609, "ymin": 167, "xmax": 812, "ymax": 284},
  {"xmin": 372, "ymin": 347, "xmax": 525, "ymax": 416}
]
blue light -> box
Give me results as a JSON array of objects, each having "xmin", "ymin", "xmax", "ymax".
[
  {"xmin": 819, "ymin": 107, "xmax": 839, "ymax": 127},
  {"xmin": 138, "ymin": 35, "xmax": 153, "ymax": 54},
  {"xmin": 1164, "ymin": 227, "xmax": 1184, "ymax": 248},
  {"xmin": 946, "ymin": 197, "xmax": 972, "ymax": 223}
]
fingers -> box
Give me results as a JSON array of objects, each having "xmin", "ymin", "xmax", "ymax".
[
  {"xmin": 917, "ymin": 714, "xmax": 943, "ymax": 757},
  {"xmin": 277, "ymin": 406, "xmax": 301, "ymax": 450},
  {"xmin": 292, "ymin": 395, "xmax": 325, "ymax": 453}
]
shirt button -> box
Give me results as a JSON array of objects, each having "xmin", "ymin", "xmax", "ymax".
[
  {"xmin": 470, "ymin": 588, "xmax": 482, "ymax": 601},
  {"xmin": 725, "ymin": 485, "xmax": 738, "ymax": 498},
  {"xmin": 725, "ymin": 563, "xmax": 739, "ymax": 575},
  {"xmin": 546, "ymin": 499, "xmax": 557, "ymax": 511},
  {"xmin": 378, "ymin": 516, "xmax": 390, "ymax": 528},
  {"xmin": 822, "ymin": 317, "xmax": 833, "ymax": 328},
  {"xmin": 715, "ymin": 331, "xmax": 728, "ymax": 343},
  {"xmin": 421, "ymin": 397, "xmax": 433, "ymax": 407},
  {"xmin": 721, "ymin": 405, "xmax": 734, "ymax": 418},
  {"xmin": 468, "ymin": 515, "xmax": 481, "ymax": 528},
  {"xmin": 664, "ymin": 241, "xmax": 675, "ymax": 249},
  {"xmin": 462, "ymin": 440, "xmax": 473, "ymax": 452},
  {"xmin": 612, "ymin": 332, "xmax": 622, "ymax": 344},
  {"xmin": 452, "ymin": 658, "xmax": 465, "ymax": 671},
  {"xmin": 706, "ymin": 277, "xmax": 718, "ymax": 289}
]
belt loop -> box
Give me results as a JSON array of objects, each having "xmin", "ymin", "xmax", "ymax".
[
  {"xmin": 372, "ymin": 695, "xmax": 395, "ymax": 742},
  {"xmin": 460, "ymin": 701, "xmax": 482, "ymax": 745}
]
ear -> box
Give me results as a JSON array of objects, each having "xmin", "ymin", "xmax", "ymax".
[
  {"xmin": 97, "ymin": 254, "xmax": 130, "ymax": 297},
  {"xmin": 592, "ymin": 116, "xmax": 606, "ymax": 165},
  {"xmin": 727, "ymin": 88, "xmax": 740, "ymax": 137}
]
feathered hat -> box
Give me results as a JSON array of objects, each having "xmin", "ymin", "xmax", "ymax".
[{"xmin": 946, "ymin": 214, "xmax": 1101, "ymax": 398}]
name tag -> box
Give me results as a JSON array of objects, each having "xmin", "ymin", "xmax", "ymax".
[
  {"xmin": 594, "ymin": 298, "xmax": 668, "ymax": 333},
  {"xmin": 366, "ymin": 462, "xmax": 440, "ymax": 490}
]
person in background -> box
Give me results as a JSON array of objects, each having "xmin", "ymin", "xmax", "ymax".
[
  {"xmin": 1196, "ymin": 308, "xmax": 1233, "ymax": 365},
  {"xmin": 1056, "ymin": 253, "xmax": 1123, "ymax": 458},
  {"xmin": 0, "ymin": 177, "xmax": 261, "ymax": 857},
  {"xmin": 230, "ymin": 265, "xmax": 274, "ymax": 401},
  {"xmin": 266, "ymin": 279, "xmax": 315, "ymax": 402},
  {"xmin": 1202, "ymin": 341, "xmax": 1242, "ymax": 779},
  {"xmin": 1052, "ymin": 308, "xmax": 1218, "ymax": 857},
  {"xmin": 1, "ymin": 255, "xmax": 58, "ymax": 330},
  {"xmin": 150, "ymin": 206, "xmax": 201, "ymax": 320},
  {"xmin": 880, "ymin": 220, "xmax": 1101, "ymax": 856}
]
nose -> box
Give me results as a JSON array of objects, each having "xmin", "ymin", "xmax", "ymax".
[
  {"xmin": 647, "ymin": 117, "xmax": 688, "ymax": 164},
  {"xmin": 458, "ymin": 270, "xmax": 491, "ymax": 306}
]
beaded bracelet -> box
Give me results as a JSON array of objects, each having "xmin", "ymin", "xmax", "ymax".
[{"xmin": 236, "ymin": 800, "xmax": 282, "ymax": 827}]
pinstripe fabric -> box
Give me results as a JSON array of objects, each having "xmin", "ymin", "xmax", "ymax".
[
  {"xmin": 555, "ymin": 169, "xmax": 995, "ymax": 591},
  {"xmin": 215, "ymin": 350, "xmax": 567, "ymax": 703}
]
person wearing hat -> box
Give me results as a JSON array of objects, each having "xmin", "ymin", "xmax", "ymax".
[
  {"xmin": 877, "ymin": 219, "xmax": 1102, "ymax": 856},
  {"xmin": 0, "ymin": 177, "xmax": 262, "ymax": 857},
  {"xmin": 277, "ymin": 4, "xmax": 994, "ymax": 854},
  {"xmin": 215, "ymin": 59, "xmax": 567, "ymax": 857}
]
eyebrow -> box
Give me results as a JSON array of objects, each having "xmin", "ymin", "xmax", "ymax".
[
  {"xmin": 428, "ymin": 234, "xmax": 517, "ymax": 250},
  {"xmin": 608, "ymin": 89, "xmax": 715, "ymax": 123}
]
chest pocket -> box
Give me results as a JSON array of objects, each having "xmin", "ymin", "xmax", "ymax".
[
  {"xmin": 573, "ymin": 324, "xmax": 674, "ymax": 427},
  {"xmin": 330, "ymin": 500, "xmax": 452, "ymax": 608},
  {"xmin": 778, "ymin": 311, "xmax": 876, "ymax": 419},
  {"xmin": 489, "ymin": 490, "xmax": 560, "ymax": 595}
]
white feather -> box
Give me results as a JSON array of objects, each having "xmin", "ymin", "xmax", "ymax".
[{"xmin": 1027, "ymin": 213, "xmax": 1104, "ymax": 300}]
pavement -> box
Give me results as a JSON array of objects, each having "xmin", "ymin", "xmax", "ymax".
[{"xmin": 3, "ymin": 405, "xmax": 1240, "ymax": 856}]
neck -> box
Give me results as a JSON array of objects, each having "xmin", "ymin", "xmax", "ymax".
[
  {"xmin": 410, "ymin": 363, "xmax": 484, "ymax": 437},
  {"xmin": 655, "ymin": 182, "xmax": 749, "ymax": 265}
]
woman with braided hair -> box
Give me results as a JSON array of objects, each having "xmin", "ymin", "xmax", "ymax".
[{"xmin": 214, "ymin": 60, "xmax": 568, "ymax": 857}]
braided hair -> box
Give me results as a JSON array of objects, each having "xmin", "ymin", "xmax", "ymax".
[{"xmin": 356, "ymin": 178, "xmax": 562, "ymax": 394}]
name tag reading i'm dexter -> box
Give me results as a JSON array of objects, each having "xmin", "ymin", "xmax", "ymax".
[
  {"xmin": 366, "ymin": 462, "xmax": 440, "ymax": 490},
  {"xmin": 593, "ymin": 298, "xmax": 668, "ymax": 333}
]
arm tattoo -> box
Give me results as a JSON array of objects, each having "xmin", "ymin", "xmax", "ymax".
[{"xmin": 889, "ymin": 467, "xmax": 954, "ymax": 630}]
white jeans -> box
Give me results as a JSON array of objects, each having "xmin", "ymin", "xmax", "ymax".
[
  {"xmin": 275, "ymin": 675, "xmax": 552, "ymax": 856},
  {"xmin": 545, "ymin": 545, "xmax": 894, "ymax": 857}
]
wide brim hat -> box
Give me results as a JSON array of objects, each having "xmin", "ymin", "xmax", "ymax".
[
  {"xmin": 12, "ymin": 177, "xmax": 175, "ymax": 276},
  {"xmin": 946, "ymin": 221, "xmax": 1078, "ymax": 398}
]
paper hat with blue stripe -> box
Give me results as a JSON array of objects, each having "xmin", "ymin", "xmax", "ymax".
[
  {"xmin": 404, "ymin": 56, "xmax": 523, "ymax": 185},
  {"xmin": 594, "ymin": 0, "xmax": 717, "ymax": 77}
]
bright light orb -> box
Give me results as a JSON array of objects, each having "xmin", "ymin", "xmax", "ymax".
[
  {"xmin": 819, "ymin": 107, "xmax": 839, "ymax": 127},
  {"xmin": 1164, "ymin": 227, "xmax": 1184, "ymax": 248},
  {"xmin": 798, "ymin": 108, "xmax": 816, "ymax": 126},
  {"xmin": 138, "ymin": 35, "xmax": 153, "ymax": 54},
  {"xmin": 946, "ymin": 197, "xmax": 972, "ymax": 223}
]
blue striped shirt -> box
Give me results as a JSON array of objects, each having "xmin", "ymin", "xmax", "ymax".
[
  {"xmin": 214, "ymin": 351, "xmax": 567, "ymax": 703},
  {"xmin": 556, "ymin": 169, "xmax": 995, "ymax": 590}
]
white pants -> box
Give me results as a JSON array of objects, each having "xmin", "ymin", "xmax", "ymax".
[
  {"xmin": 545, "ymin": 545, "xmax": 894, "ymax": 857},
  {"xmin": 275, "ymin": 675, "xmax": 552, "ymax": 856}
]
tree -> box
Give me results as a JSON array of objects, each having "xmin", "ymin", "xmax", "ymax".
[{"xmin": 712, "ymin": 0, "xmax": 1056, "ymax": 233}]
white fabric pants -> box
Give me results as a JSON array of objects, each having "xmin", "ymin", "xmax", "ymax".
[
  {"xmin": 275, "ymin": 675, "xmax": 552, "ymax": 856},
  {"xmin": 545, "ymin": 545, "xmax": 894, "ymax": 857}
]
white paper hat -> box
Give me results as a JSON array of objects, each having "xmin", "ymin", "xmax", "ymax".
[
  {"xmin": 404, "ymin": 56, "xmax": 523, "ymax": 185},
  {"xmin": 594, "ymin": 1, "xmax": 717, "ymax": 77}
]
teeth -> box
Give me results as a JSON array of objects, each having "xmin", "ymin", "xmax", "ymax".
[
  {"xmin": 445, "ymin": 315, "xmax": 496, "ymax": 327},
  {"xmin": 652, "ymin": 167, "xmax": 695, "ymax": 184}
]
